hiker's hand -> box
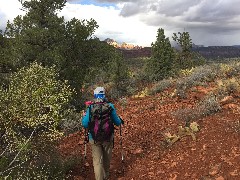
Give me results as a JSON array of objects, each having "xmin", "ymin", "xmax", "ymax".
[
  {"xmin": 82, "ymin": 111, "xmax": 86, "ymax": 116},
  {"xmin": 84, "ymin": 112, "xmax": 86, "ymax": 116}
]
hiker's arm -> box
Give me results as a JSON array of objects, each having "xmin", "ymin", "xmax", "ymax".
[
  {"xmin": 109, "ymin": 103, "xmax": 121, "ymax": 126},
  {"xmin": 82, "ymin": 108, "xmax": 90, "ymax": 128}
]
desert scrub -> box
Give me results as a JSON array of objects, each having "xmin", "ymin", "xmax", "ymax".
[
  {"xmin": 59, "ymin": 108, "xmax": 82, "ymax": 135},
  {"xmin": 216, "ymin": 77, "xmax": 240, "ymax": 97},
  {"xmin": 227, "ymin": 61, "xmax": 240, "ymax": 77},
  {"xmin": 172, "ymin": 106, "xmax": 196, "ymax": 125},
  {"xmin": 172, "ymin": 93, "xmax": 221, "ymax": 125},
  {"xmin": 186, "ymin": 65, "xmax": 218, "ymax": 85},
  {"xmin": 148, "ymin": 78, "xmax": 175, "ymax": 95},
  {"xmin": 197, "ymin": 94, "xmax": 221, "ymax": 116},
  {"xmin": 179, "ymin": 67, "xmax": 194, "ymax": 77},
  {"xmin": 219, "ymin": 61, "xmax": 240, "ymax": 77},
  {"xmin": 174, "ymin": 64, "xmax": 221, "ymax": 99}
]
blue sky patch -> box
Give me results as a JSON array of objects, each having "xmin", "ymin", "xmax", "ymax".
[{"xmin": 77, "ymin": 0, "xmax": 115, "ymax": 7}]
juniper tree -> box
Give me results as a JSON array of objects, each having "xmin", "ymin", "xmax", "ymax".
[
  {"xmin": 146, "ymin": 28, "xmax": 175, "ymax": 81},
  {"xmin": 4, "ymin": 0, "xmax": 68, "ymax": 68},
  {"xmin": 3, "ymin": 0, "xmax": 124, "ymax": 108},
  {"xmin": 172, "ymin": 31, "xmax": 193, "ymax": 69},
  {"xmin": 0, "ymin": 30, "xmax": 12, "ymax": 85}
]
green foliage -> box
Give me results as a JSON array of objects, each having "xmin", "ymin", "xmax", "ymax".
[
  {"xmin": 0, "ymin": 31, "xmax": 12, "ymax": 86},
  {"xmin": 108, "ymin": 53, "xmax": 129, "ymax": 98},
  {"xmin": 219, "ymin": 61, "xmax": 240, "ymax": 78},
  {"xmin": 83, "ymin": 47, "xmax": 130, "ymax": 99},
  {"xmin": 4, "ymin": 0, "xmax": 67, "ymax": 68},
  {"xmin": 3, "ymin": 0, "xmax": 117, "ymax": 109},
  {"xmin": 173, "ymin": 31, "xmax": 193, "ymax": 69},
  {"xmin": 0, "ymin": 62, "xmax": 75, "ymax": 179},
  {"xmin": 191, "ymin": 52, "xmax": 206, "ymax": 66},
  {"xmin": 173, "ymin": 32, "xmax": 192, "ymax": 53},
  {"xmin": 174, "ymin": 64, "xmax": 219, "ymax": 99},
  {"xmin": 148, "ymin": 78, "xmax": 174, "ymax": 95},
  {"xmin": 122, "ymin": 57, "xmax": 150, "ymax": 96},
  {"xmin": 145, "ymin": 28, "xmax": 175, "ymax": 81},
  {"xmin": 59, "ymin": 108, "xmax": 82, "ymax": 135},
  {"xmin": 62, "ymin": 18, "xmax": 99, "ymax": 87},
  {"xmin": 216, "ymin": 77, "xmax": 240, "ymax": 96},
  {"xmin": 1, "ymin": 62, "xmax": 73, "ymax": 129},
  {"xmin": 172, "ymin": 93, "xmax": 221, "ymax": 125}
]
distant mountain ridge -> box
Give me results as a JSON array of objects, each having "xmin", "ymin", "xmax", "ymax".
[
  {"xmin": 191, "ymin": 46, "xmax": 240, "ymax": 59},
  {"xmin": 118, "ymin": 46, "xmax": 240, "ymax": 59},
  {"xmin": 104, "ymin": 38, "xmax": 240, "ymax": 59}
]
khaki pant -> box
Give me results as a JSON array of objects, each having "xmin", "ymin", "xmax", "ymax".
[{"xmin": 90, "ymin": 137, "xmax": 113, "ymax": 180}]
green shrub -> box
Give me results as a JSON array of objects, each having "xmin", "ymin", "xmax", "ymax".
[
  {"xmin": 197, "ymin": 94, "xmax": 221, "ymax": 117},
  {"xmin": 0, "ymin": 62, "xmax": 75, "ymax": 179},
  {"xmin": 175, "ymin": 64, "xmax": 220, "ymax": 99},
  {"xmin": 227, "ymin": 62, "xmax": 240, "ymax": 77},
  {"xmin": 172, "ymin": 94, "xmax": 221, "ymax": 125},
  {"xmin": 216, "ymin": 78, "xmax": 240, "ymax": 96},
  {"xmin": 148, "ymin": 78, "xmax": 174, "ymax": 95}
]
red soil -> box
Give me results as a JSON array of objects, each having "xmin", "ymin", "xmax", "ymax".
[{"xmin": 59, "ymin": 87, "xmax": 240, "ymax": 180}]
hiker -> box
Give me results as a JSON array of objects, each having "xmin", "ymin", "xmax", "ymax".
[{"xmin": 82, "ymin": 87, "xmax": 124, "ymax": 180}]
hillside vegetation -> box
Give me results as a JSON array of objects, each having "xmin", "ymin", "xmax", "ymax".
[
  {"xmin": 62, "ymin": 60, "xmax": 240, "ymax": 180},
  {"xmin": 0, "ymin": 0, "xmax": 240, "ymax": 179}
]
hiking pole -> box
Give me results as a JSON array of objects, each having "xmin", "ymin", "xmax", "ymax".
[
  {"xmin": 83, "ymin": 128, "xmax": 88, "ymax": 165},
  {"xmin": 84, "ymin": 140, "xmax": 87, "ymax": 160},
  {"xmin": 120, "ymin": 124, "xmax": 124, "ymax": 173}
]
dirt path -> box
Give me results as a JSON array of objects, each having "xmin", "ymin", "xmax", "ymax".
[{"xmin": 60, "ymin": 92, "xmax": 240, "ymax": 180}]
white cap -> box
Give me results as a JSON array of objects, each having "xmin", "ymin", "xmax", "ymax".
[
  {"xmin": 94, "ymin": 87, "xmax": 105, "ymax": 99},
  {"xmin": 94, "ymin": 87, "xmax": 105, "ymax": 95}
]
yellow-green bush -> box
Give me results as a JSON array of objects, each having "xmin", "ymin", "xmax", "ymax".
[
  {"xmin": 0, "ymin": 62, "xmax": 75, "ymax": 179},
  {"xmin": 217, "ymin": 78, "xmax": 240, "ymax": 95}
]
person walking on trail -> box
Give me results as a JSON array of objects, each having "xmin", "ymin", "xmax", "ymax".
[{"xmin": 82, "ymin": 87, "xmax": 123, "ymax": 180}]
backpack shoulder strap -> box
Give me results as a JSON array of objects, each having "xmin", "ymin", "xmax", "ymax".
[{"xmin": 88, "ymin": 103, "xmax": 93, "ymax": 124}]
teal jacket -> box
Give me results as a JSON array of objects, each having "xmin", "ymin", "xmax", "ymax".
[{"xmin": 81, "ymin": 102, "xmax": 122, "ymax": 140}]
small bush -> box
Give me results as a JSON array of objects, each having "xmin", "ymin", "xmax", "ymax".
[
  {"xmin": 227, "ymin": 62, "xmax": 240, "ymax": 77},
  {"xmin": 172, "ymin": 94, "xmax": 221, "ymax": 125},
  {"xmin": 59, "ymin": 108, "xmax": 82, "ymax": 135},
  {"xmin": 197, "ymin": 94, "xmax": 221, "ymax": 116},
  {"xmin": 175, "ymin": 64, "xmax": 220, "ymax": 99},
  {"xmin": 179, "ymin": 67, "xmax": 194, "ymax": 77},
  {"xmin": 216, "ymin": 78, "xmax": 240, "ymax": 96},
  {"xmin": 148, "ymin": 78, "xmax": 174, "ymax": 95}
]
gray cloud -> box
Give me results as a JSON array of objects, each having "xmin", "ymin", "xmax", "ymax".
[
  {"xmin": 118, "ymin": 0, "xmax": 240, "ymax": 45},
  {"xmin": 120, "ymin": 0, "xmax": 157, "ymax": 17},
  {"xmin": 157, "ymin": 0, "xmax": 201, "ymax": 17},
  {"xmin": 119, "ymin": 2, "xmax": 143, "ymax": 17},
  {"xmin": 1, "ymin": 0, "xmax": 240, "ymax": 46},
  {"xmin": 183, "ymin": 0, "xmax": 240, "ymax": 22}
]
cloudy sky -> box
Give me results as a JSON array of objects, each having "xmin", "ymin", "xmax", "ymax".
[{"xmin": 1, "ymin": 0, "xmax": 240, "ymax": 47}]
